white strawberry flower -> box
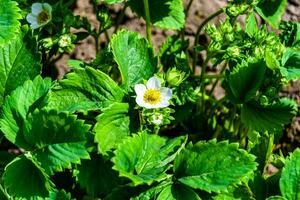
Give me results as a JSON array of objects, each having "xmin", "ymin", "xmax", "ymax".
[
  {"xmin": 26, "ymin": 3, "xmax": 52, "ymax": 29},
  {"xmin": 151, "ymin": 114, "xmax": 164, "ymax": 125},
  {"xmin": 134, "ymin": 77, "xmax": 172, "ymax": 109}
]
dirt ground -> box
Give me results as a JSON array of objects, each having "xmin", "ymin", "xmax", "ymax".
[{"xmin": 56, "ymin": 0, "xmax": 300, "ymax": 150}]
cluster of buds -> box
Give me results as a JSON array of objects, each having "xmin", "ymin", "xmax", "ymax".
[
  {"xmin": 205, "ymin": 20, "xmax": 236, "ymax": 53},
  {"xmin": 40, "ymin": 34, "xmax": 76, "ymax": 53},
  {"xmin": 97, "ymin": 7, "xmax": 113, "ymax": 31},
  {"xmin": 142, "ymin": 108, "xmax": 175, "ymax": 127},
  {"xmin": 226, "ymin": 3, "xmax": 249, "ymax": 17}
]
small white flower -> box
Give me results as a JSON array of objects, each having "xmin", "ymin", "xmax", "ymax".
[
  {"xmin": 26, "ymin": 3, "xmax": 52, "ymax": 29},
  {"xmin": 151, "ymin": 114, "xmax": 164, "ymax": 125},
  {"xmin": 59, "ymin": 35, "xmax": 72, "ymax": 48},
  {"xmin": 135, "ymin": 77, "xmax": 172, "ymax": 109}
]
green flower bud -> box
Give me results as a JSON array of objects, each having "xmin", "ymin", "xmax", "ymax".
[
  {"xmin": 208, "ymin": 42, "xmax": 222, "ymax": 52},
  {"xmin": 254, "ymin": 46, "xmax": 264, "ymax": 57},
  {"xmin": 205, "ymin": 24, "xmax": 222, "ymax": 42},
  {"xmin": 259, "ymin": 95, "xmax": 269, "ymax": 105},
  {"xmin": 41, "ymin": 37, "xmax": 53, "ymax": 50},
  {"xmin": 226, "ymin": 3, "xmax": 249, "ymax": 17},
  {"xmin": 166, "ymin": 68, "xmax": 187, "ymax": 87},
  {"xmin": 265, "ymin": 87, "xmax": 277, "ymax": 97},
  {"xmin": 225, "ymin": 46, "xmax": 240, "ymax": 58},
  {"xmin": 97, "ymin": 7, "xmax": 112, "ymax": 30}
]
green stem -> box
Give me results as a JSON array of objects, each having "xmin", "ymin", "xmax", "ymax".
[
  {"xmin": 229, "ymin": 105, "xmax": 237, "ymax": 132},
  {"xmin": 94, "ymin": 34, "xmax": 99, "ymax": 53},
  {"xmin": 192, "ymin": 8, "xmax": 224, "ymax": 72},
  {"xmin": 143, "ymin": 0, "xmax": 153, "ymax": 46},
  {"xmin": 185, "ymin": 0, "xmax": 194, "ymax": 17},
  {"xmin": 208, "ymin": 62, "xmax": 227, "ymax": 97},
  {"xmin": 104, "ymin": 30, "xmax": 110, "ymax": 43},
  {"xmin": 200, "ymin": 55, "xmax": 211, "ymax": 114}
]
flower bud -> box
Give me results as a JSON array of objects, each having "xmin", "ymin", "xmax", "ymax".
[
  {"xmin": 259, "ymin": 95, "xmax": 269, "ymax": 106},
  {"xmin": 265, "ymin": 87, "xmax": 277, "ymax": 98},
  {"xmin": 41, "ymin": 37, "xmax": 53, "ymax": 50},
  {"xmin": 226, "ymin": 46, "xmax": 240, "ymax": 58},
  {"xmin": 166, "ymin": 68, "xmax": 187, "ymax": 87}
]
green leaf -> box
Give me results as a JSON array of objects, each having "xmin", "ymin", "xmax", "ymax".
[
  {"xmin": 132, "ymin": 181, "xmax": 172, "ymax": 200},
  {"xmin": 280, "ymin": 148, "xmax": 300, "ymax": 200},
  {"xmin": 47, "ymin": 67, "xmax": 124, "ymax": 112},
  {"xmin": 77, "ymin": 156, "xmax": 119, "ymax": 197},
  {"xmin": 293, "ymin": 23, "xmax": 300, "ymax": 48},
  {"xmin": 48, "ymin": 190, "xmax": 71, "ymax": 200},
  {"xmin": 157, "ymin": 184, "xmax": 201, "ymax": 200},
  {"xmin": 245, "ymin": 11, "xmax": 258, "ymax": 37},
  {"xmin": 282, "ymin": 49, "xmax": 300, "ymax": 69},
  {"xmin": 213, "ymin": 185, "xmax": 255, "ymax": 200},
  {"xmin": 158, "ymin": 35, "xmax": 190, "ymax": 71},
  {"xmin": 112, "ymin": 132, "xmax": 187, "ymax": 185},
  {"xmin": 23, "ymin": 109, "xmax": 90, "ymax": 175},
  {"xmin": 94, "ymin": 102, "xmax": 130, "ymax": 156},
  {"xmin": 255, "ymin": 0, "xmax": 287, "ymax": 28},
  {"xmin": 241, "ymin": 98, "xmax": 298, "ymax": 132},
  {"xmin": 0, "ymin": 76, "xmax": 51, "ymax": 148},
  {"xmin": 225, "ymin": 59, "xmax": 266, "ymax": 104},
  {"xmin": 266, "ymin": 50, "xmax": 280, "ymax": 70},
  {"xmin": 249, "ymin": 133, "xmax": 274, "ymax": 172},
  {"xmin": 280, "ymin": 67, "xmax": 300, "ymax": 81},
  {"xmin": 128, "ymin": 0, "xmax": 185, "ymax": 30},
  {"xmin": 0, "ymin": 0, "xmax": 21, "ymax": 46},
  {"xmin": 110, "ymin": 30, "xmax": 157, "ymax": 91},
  {"xmin": 280, "ymin": 49, "xmax": 300, "ymax": 80},
  {"xmin": 266, "ymin": 196, "xmax": 287, "ymax": 200},
  {"xmin": 3, "ymin": 155, "xmax": 53, "ymax": 199},
  {"xmin": 174, "ymin": 140, "xmax": 257, "ymax": 193},
  {"xmin": 0, "ymin": 31, "xmax": 41, "ymax": 105}
]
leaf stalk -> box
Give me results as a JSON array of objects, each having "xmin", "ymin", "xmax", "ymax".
[{"xmin": 143, "ymin": 0, "xmax": 153, "ymax": 46}]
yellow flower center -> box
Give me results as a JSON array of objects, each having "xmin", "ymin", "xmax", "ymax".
[
  {"xmin": 143, "ymin": 89, "xmax": 161, "ymax": 105},
  {"xmin": 37, "ymin": 10, "xmax": 50, "ymax": 25}
]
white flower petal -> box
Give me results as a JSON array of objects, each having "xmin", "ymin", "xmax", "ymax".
[
  {"xmin": 43, "ymin": 3, "xmax": 52, "ymax": 13},
  {"xmin": 26, "ymin": 13, "xmax": 37, "ymax": 24},
  {"xmin": 155, "ymin": 101, "xmax": 170, "ymax": 108},
  {"xmin": 144, "ymin": 103, "xmax": 155, "ymax": 109},
  {"xmin": 147, "ymin": 77, "xmax": 161, "ymax": 89},
  {"xmin": 160, "ymin": 87, "xmax": 172, "ymax": 100},
  {"xmin": 30, "ymin": 22, "xmax": 40, "ymax": 29},
  {"xmin": 31, "ymin": 3, "xmax": 43, "ymax": 15},
  {"xmin": 134, "ymin": 84, "xmax": 146, "ymax": 95},
  {"xmin": 136, "ymin": 96, "xmax": 146, "ymax": 107}
]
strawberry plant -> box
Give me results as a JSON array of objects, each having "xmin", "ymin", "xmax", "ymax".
[{"xmin": 0, "ymin": 0, "xmax": 299, "ymax": 199}]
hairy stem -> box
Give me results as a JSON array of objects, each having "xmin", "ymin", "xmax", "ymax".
[
  {"xmin": 192, "ymin": 8, "xmax": 224, "ymax": 72},
  {"xmin": 143, "ymin": 0, "xmax": 153, "ymax": 46}
]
